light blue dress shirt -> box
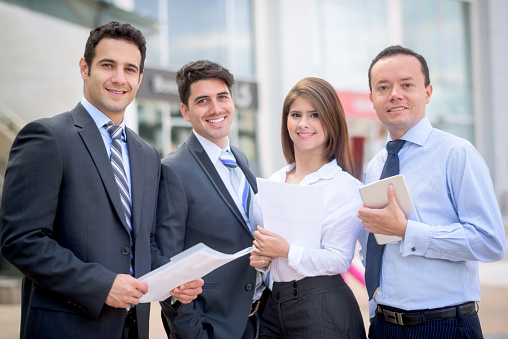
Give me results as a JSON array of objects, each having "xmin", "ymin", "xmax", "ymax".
[
  {"xmin": 80, "ymin": 98, "xmax": 132, "ymax": 200},
  {"xmin": 359, "ymin": 116, "xmax": 506, "ymax": 318}
]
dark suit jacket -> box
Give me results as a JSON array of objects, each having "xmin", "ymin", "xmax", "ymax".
[
  {"xmin": 156, "ymin": 132, "xmax": 258, "ymax": 339},
  {"xmin": 0, "ymin": 103, "xmax": 168, "ymax": 338}
]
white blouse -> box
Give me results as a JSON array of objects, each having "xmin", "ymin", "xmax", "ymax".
[{"xmin": 255, "ymin": 159, "xmax": 363, "ymax": 283}]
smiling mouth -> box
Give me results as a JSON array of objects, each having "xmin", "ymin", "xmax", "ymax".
[
  {"xmin": 388, "ymin": 107, "xmax": 406, "ymax": 112},
  {"xmin": 207, "ymin": 117, "xmax": 225, "ymax": 123},
  {"xmin": 298, "ymin": 132, "xmax": 315, "ymax": 137},
  {"xmin": 107, "ymin": 89, "xmax": 127, "ymax": 95}
]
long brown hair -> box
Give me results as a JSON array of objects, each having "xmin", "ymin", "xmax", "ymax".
[{"xmin": 280, "ymin": 77, "xmax": 355, "ymax": 176}]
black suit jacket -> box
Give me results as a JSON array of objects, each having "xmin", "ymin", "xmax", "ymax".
[
  {"xmin": 156, "ymin": 132, "xmax": 258, "ymax": 339},
  {"xmin": 0, "ymin": 103, "xmax": 168, "ymax": 338}
]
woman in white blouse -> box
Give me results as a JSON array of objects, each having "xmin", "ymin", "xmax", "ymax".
[{"xmin": 250, "ymin": 77, "xmax": 366, "ymax": 338}]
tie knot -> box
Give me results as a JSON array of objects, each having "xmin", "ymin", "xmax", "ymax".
[
  {"xmin": 386, "ymin": 139, "xmax": 405, "ymax": 155},
  {"xmin": 105, "ymin": 123, "xmax": 123, "ymax": 141},
  {"xmin": 219, "ymin": 151, "xmax": 238, "ymax": 169}
]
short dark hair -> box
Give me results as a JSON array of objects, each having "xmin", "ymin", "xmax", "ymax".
[
  {"xmin": 281, "ymin": 77, "xmax": 355, "ymax": 177},
  {"xmin": 83, "ymin": 21, "xmax": 146, "ymax": 75},
  {"xmin": 368, "ymin": 45, "xmax": 430, "ymax": 92},
  {"xmin": 176, "ymin": 60, "xmax": 234, "ymax": 107}
]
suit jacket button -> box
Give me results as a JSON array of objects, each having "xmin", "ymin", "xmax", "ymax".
[
  {"xmin": 121, "ymin": 247, "xmax": 131, "ymax": 255},
  {"xmin": 245, "ymin": 284, "xmax": 253, "ymax": 291}
]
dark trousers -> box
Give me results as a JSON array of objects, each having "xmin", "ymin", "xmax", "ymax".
[
  {"xmin": 369, "ymin": 305, "xmax": 483, "ymax": 339},
  {"xmin": 122, "ymin": 308, "xmax": 139, "ymax": 339},
  {"xmin": 260, "ymin": 274, "xmax": 366, "ymax": 338}
]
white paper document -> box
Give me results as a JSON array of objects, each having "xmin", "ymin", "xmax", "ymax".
[
  {"xmin": 256, "ymin": 178, "xmax": 324, "ymax": 249},
  {"xmin": 139, "ymin": 243, "xmax": 253, "ymax": 303}
]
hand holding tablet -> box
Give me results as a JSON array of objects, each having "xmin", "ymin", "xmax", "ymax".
[{"xmin": 359, "ymin": 174, "xmax": 419, "ymax": 244}]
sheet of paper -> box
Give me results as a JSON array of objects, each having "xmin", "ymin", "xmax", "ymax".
[
  {"xmin": 256, "ymin": 178, "xmax": 324, "ymax": 249},
  {"xmin": 139, "ymin": 243, "xmax": 253, "ymax": 303}
]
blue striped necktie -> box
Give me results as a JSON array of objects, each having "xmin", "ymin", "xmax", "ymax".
[
  {"xmin": 219, "ymin": 150, "xmax": 254, "ymax": 231},
  {"xmin": 105, "ymin": 122, "xmax": 135, "ymax": 276},
  {"xmin": 365, "ymin": 139, "xmax": 406, "ymax": 299}
]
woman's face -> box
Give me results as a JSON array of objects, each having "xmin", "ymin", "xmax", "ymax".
[{"xmin": 287, "ymin": 96, "xmax": 327, "ymax": 156}]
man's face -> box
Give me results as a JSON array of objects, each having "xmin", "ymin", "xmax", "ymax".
[
  {"xmin": 181, "ymin": 78, "xmax": 235, "ymax": 149},
  {"xmin": 79, "ymin": 38, "xmax": 143, "ymax": 125},
  {"xmin": 369, "ymin": 54, "xmax": 432, "ymax": 140}
]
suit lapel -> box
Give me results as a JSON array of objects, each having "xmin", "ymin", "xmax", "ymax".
[
  {"xmin": 72, "ymin": 103, "xmax": 132, "ymax": 234},
  {"xmin": 185, "ymin": 133, "xmax": 250, "ymax": 232}
]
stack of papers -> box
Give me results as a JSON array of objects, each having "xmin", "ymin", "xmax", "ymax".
[{"xmin": 139, "ymin": 243, "xmax": 253, "ymax": 303}]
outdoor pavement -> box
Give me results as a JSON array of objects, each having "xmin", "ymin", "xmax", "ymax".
[{"xmin": 1, "ymin": 226, "xmax": 507, "ymax": 338}]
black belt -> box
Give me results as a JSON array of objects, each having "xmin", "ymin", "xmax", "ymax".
[{"xmin": 376, "ymin": 301, "xmax": 476, "ymax": 326}]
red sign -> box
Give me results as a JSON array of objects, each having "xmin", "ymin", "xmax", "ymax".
[{"xmin": 337, "ymin": 91, "xmax": 377, "ymax": 120}]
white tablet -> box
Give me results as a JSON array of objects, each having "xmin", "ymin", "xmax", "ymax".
[{"xmin": 359, "ymin": 174, "xmax": 419, "ymax": 245}]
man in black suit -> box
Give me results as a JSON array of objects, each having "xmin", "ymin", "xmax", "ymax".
[
  {"xmin": 156, "ymin": 60, "xmax": 264, "ymax": 338},
  {"xmin": 0, "ymin": 22, "xmax": 202, "ymax": 339}
]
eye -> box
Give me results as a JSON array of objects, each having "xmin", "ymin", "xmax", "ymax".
[
  {"xmin": 310, "ymin": 113, "xmax": 319, "ymax": 118},
  {"xmin": 125, "ymin": 67, "xmax": 137, "ymax": 73},
  {"xmin": 378, "ymin": 85, "xmax": 389, "ymax": 91},
  {"xmin": 290, "ymin": 113, "xmax": 300, "ymax": 118},
  {"xmin": 403, "ymin": 83, "xmax": 413, "ymax": 88}
]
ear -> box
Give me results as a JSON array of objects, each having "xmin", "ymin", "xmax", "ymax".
[
  {"xmin": 79, "ymin": 57, "xmax": 88, "ymax": 80},
  {"xmin": 180, "ymin": 103, "xmax": 191, "ymax": 122},
  {"xmin": 138, "ymin": 71, "xmax": 144, "ymax": 86},
  {"xmin": 425, "ymin": 84, "xmax": 433, "ymax": 104},
  {"xmin": 369, "ymin": 92, "xmax": 373, "ymax": 104}
]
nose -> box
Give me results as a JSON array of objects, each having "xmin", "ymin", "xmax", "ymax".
[
  {"xmin": 111, "ymin": 68, "xmax": 127, "ymax": 84},
  {"xmin": 389, "ymin": 87, "xmax": 403, "ymax": 101},
  {"xmin": 298, "ymin": 115, "xmax": 309, "ymax": 129},
  {"xmin": 209, "ymin": 99, "xmax": 222, "ymax": 114}
]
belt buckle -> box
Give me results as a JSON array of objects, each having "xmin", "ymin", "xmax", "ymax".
[
  {"xmin": 383, "ymin": 309, "xmax": 404, "ymax": 326},
  {"xmin": 249, "ymin": 299, "xmax": 260, "ymax": 317}
]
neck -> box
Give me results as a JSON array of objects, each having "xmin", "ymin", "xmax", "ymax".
[{"xmin": 286, "ymin": 150, "xmax": 328, "ymax": 184}]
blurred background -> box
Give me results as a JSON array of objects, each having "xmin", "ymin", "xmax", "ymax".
[{"xmin": 0, "ymin": 0, "xmax": 507, "ymax": 336}]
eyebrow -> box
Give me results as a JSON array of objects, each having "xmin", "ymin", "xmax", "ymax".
[
  {"xmin": 98, "ymin": 58, "xmax": 139, "ymax": 71},
  {"xmin": 375, "ymin": 77, "xmax": 415, "ymax": 85},
  {"xmin": 290, "ymin": 109, "xmax": 318, "ymax": 113},
  {"xmin": 193, "ymin": 91, "xmax": 230, "ymax": 103}
]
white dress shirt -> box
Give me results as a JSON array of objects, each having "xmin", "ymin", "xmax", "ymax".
[{"xmin": 256, "ymin": 159, "xmax": 364, "ymax": 283}]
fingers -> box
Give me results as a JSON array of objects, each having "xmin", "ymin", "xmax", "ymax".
[
  {"xmin": 105, "ymin": 274, "xmax": 147, "ymax": 308},
  {"xmin": 250, "ymin": 253, "xmax": 271, "ymax": 268},
  {"xmin": 170, "ymin": 279, "xmax": 204, "ymax": 304},
  {"xmin": 387, "ymin": 184, "xmax": 399, "ymax": 207}
]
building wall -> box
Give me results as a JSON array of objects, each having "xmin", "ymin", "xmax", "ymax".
[
  {"xmin": 0, "ymin": 2, "xmax": 86, "ymax": 124},
  {"xmin": 472, "ymin": 0, "xmax": 508, "ymax": 213}
]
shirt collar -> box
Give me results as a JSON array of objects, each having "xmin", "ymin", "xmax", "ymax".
[
  {"xmin": 192, "ymin": 130, "xmax": 231, "ymax": 163},
  {"xmin": 388, "ymin": 115, "xmax": 432, "ymax": 147},
  {"xmin": 281, "ymin": 159, "xmax": 341, "ymax": 184},
  {"xmin": 81, "ymin": 97, "xmax": 127, "ymax": 141}
]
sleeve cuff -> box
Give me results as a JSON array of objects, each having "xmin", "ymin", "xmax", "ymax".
[
  {"xmin": 400, "ymin": 219, "xmax": 431, "ymax": 256},
  {"xmin": 287, "ymin": 244, "xmax": 303, "ymax": 270}
]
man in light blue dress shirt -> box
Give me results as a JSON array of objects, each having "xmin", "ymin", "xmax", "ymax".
[{"xmin": 358, "ymin": 45, "xmax": 506, "ymax": 338}]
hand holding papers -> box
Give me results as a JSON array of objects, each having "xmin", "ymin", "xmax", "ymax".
[
  {"xmin": 256, "ymin": 178, "xmax": 324, "ymax": 248},
  {"xmin": 138, "ymin": 243, "xmax": 253, "ymax": 303},
  {"xmin": 359, "ymin": 174, "xmax": 419, "ymax": 244}
]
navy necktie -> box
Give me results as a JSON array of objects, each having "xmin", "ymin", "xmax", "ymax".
[
  {"xmin": 105, "ymin": 123, "xmax": 135, "ymax": 276},
  {"xmin": 365, "ymin": 139, "xmax": 405, "ymax": 299}
]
